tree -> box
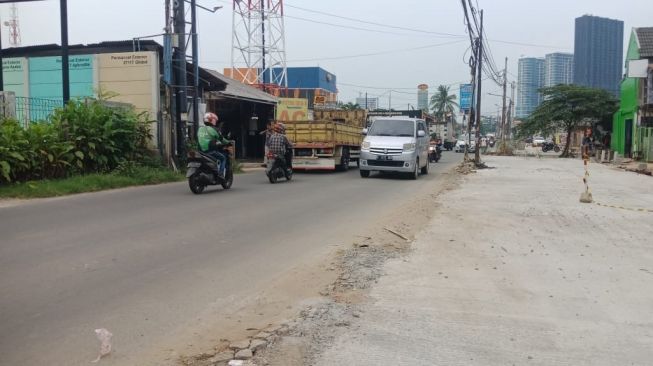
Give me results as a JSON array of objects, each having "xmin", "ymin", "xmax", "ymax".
[
  {"xmin": 430, "ymin": 85, "xmax": 459, "ymax": 123},
  {"xmin": 339, "ymin": 102, "xmax": 361, "ymax": 111},
  {"xmin": 516, "ymin": 84, "xmax": 618, "ymax": 157}
]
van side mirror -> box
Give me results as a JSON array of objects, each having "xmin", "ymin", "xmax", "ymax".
[
  {"xmin": 362, "ymin": 128, "xmax": 368, "ymax": 135},
  {"xmin": 417, "ymin": 130, "xmax": 426, "ymax": 138}
]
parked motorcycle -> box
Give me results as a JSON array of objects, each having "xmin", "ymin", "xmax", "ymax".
[
  {"xmin": 541, "ymin": 141, "xmax": 561, "ymax": 153},
  {"xmin": 186, "ymin": 143, "xmax": 234, "ymax": 194},
  {"xmin": 266, "ymin": 151, "xmax": 293, "ymax": 183},
  {"xmin": 428, "ymin": 144, "xmax": 441, "ymax": 163}
]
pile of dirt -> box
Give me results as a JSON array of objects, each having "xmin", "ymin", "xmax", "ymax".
[
  {"xmin": 456, "ymin": 160, "xmax": 476, "ymax": 174},
  {"xmin": 457, "ymin": 159, "xmax": 494, "ymax": 174}
]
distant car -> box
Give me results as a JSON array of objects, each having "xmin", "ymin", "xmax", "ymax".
[
  {"xmin": 532, "ymin": 136, "xmax": 545, "ymax": 146},
  {"xmin": 454, "ymin": 140, "xmax": 466, "ymax": 153}
]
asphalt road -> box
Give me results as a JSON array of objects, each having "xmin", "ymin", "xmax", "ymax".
[{"xmin": 0, "ymin": 152, "xmax": 461, "ymax": 366}]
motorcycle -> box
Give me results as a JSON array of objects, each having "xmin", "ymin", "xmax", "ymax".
[
  {"xmin": 266, "ymin": 150, "xmax": 293, "ymax": 183},
  {"xmin": 541, "ymin": 141, "xmax": 561, "ymax": 153},
  {"xmin": 186, "ymin": 143, "xmax": 234, "ymax": 194},
  {"xmin": 428, "ymin": 144, "xmax": 441, "ymax": 163}
]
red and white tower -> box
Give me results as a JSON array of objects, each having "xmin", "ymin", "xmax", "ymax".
[
  {"xmin": 231, "ymin": 0, "xmax": 287, "ymax": 88},
  {"xmin": 4, "ymin": 3, "xmax": 21, "ymax": 47}
]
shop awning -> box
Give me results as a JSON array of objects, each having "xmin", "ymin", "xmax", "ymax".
[{"xmin": 204, "ymin": 69, "xmax": 278, "ymax": 105}]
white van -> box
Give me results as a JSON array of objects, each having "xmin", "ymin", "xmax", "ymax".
[{"xmin": 359, "ymin": 117, "xmax": 430, "ymax": 179}]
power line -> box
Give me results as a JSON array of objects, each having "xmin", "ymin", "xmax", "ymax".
[
  {"xmin": 338, "ymin": 80, "xmax": 471, "ymax": 91},
  {"xmin": 285, "ymin": 2, "xmax": 465, "ymax": 38},
  {"xmin": 285, "ymin": 15, "xmax": 441, "ymax": 37},
  {"xmin": 283, "ymin": 3, "xmax": 570, "ymax": 49},
  {"xmin": 288, "ymin": 39, "xmax": 467, "ymax": 62},
  {"xmin": 201, "ymin": 39, "xmax": 466, "ymax": 64}
]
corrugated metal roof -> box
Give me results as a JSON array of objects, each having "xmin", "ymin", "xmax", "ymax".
[
  {"xmin": 205, "ymin": 69, "xmax": 278, "ymax": 105},
  {"xmin": 1, "ymin": 40, "xmax": 162, "ymax": 58},
  {"xmin": 635, "ymin": 27, "xmax": 653, "ymax": 57}
]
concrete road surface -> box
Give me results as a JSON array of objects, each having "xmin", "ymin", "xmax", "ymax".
[
  {"xmin": 0, "ymin": 153, "xmax": 461, "ymax": 366},
  {"xmin": 312, "ymin": 157, "xmax": 653, "ymax": 366}
]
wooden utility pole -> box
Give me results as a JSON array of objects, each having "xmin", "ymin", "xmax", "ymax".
[
  {"xmin": 507, "ymin": 81, "xmax": 516, "ymax": 140},
  {"xmin": 500, "ymin": 57, "xmax": 508, "ymax": 152},
  {"xmin": 473, "ymin": 10, "xmax": 483, "ymax": 165}
]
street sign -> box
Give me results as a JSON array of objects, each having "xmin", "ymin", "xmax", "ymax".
[{"xmin": 459, "ymin": 83, "xmax": 472, "ymax": 113}]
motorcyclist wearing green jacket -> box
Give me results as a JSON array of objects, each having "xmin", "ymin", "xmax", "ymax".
[{"xmin": 198, "ymin": 112, "xmax": 230, "ymax": 177}]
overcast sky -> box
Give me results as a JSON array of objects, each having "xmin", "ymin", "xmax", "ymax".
[{"xmin": 3, "ymin": 0, "xmax": 650, "ymax": 113}]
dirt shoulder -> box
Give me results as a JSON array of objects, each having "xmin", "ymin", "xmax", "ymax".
[
  {"xmin": 261, "ymin": 156, "xmax": 653, "ymax": 366},
  {"xmin": 243, "ymin": 167, "xmax": 463, "ymax": 366}
]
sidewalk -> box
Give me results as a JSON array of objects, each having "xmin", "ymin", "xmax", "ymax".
[
  {"xmin": 239, "ymin": 161, "xmax": 266, "ymax": 172},
  {"xmin": 313, "ymin": 156, "xmax": 653, "ymax": 365}
]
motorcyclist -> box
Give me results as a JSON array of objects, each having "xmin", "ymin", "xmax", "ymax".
[
  {"xmin": 197, "ymin": 112, "xmax": 230, "ymax": 177},
  {"xmin": 267, "ymin": 122, "xmax": 293, "ymax": 174}
]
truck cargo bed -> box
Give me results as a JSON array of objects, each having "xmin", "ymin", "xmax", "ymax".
[{"xmin": 284, "ymin": 120, "xmax": 363, "ymax": 171}]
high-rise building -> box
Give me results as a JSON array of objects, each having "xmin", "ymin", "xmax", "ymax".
[
  {"xmin": 516, "ymin": 57, "xmax": 545, "ymax": 118},
  {"xmin": 544, "ymin": 52, "xmax": 574, "ymax": 87},
  {"xmin": 574, "ymin": 15, "xmax": 624, "ymax": 96},
  {"xmin": 417, "ymin": 84, "xmax": 429, "ymax": 111},
  {"xmin": 356, "ymin": 96, "xmax": 379, "ymax": 110}
]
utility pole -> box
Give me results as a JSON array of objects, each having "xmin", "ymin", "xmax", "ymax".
[
  {"xmin": 389, "ymin": 90, "xmax": 392, "ymax": 111},
  {"xmin": 60, "ymin": 0, "xmax": 70, "ymax": 104},
  {"xmin": 173, "ymin": 0, "xmax": 188, "ymax": 159},
  {"xmin": 506, "ymin": 81, "xmax": 516, "ymax": 140},
  {"xmin": 500, "ymin": 57, "xmax": 508, "ymax": 152},
  {"xmin": 473, "ymin": 10, "xmax": 484, "ymax": 165},
  {"xmin": 0, "ymin": 23, "xmax": 4, "ymax": 92},
  {"xmin": 465, "ymin": 52, "xmax": 476, "ymax": 162},
  {"xmin": 190, "ymin": 0, "xmax": 200, "ymax": 138},
  {"xmin": 260, "ymin": 0, "xmax": 266, "ymax": 83}
]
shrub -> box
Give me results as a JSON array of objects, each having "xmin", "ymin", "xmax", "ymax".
[
  {"xmin": 0, "ymin": 120, "xmax": 31, "ymax": 182},
  {"xmin": 0, "ymin": 98, "xmax": 155, "ymax": 184}
]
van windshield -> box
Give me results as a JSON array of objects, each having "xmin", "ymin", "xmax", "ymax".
[{"xmin": 368, "ymin": 120, "xmax": 415, "ymax": 137}]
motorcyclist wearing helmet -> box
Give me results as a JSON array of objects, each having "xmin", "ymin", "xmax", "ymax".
[
  {"xmin": 197, "ymin": 112, "xmax": 230, "ymax": 177},
  {"xmin": 266, "ymin": 122, "xmax": 293, "ymax": 174}
]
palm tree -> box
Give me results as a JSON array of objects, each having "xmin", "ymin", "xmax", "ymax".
[{"xmin": 430, "ymin": 85, "xmax": 459, "ymax": 123}]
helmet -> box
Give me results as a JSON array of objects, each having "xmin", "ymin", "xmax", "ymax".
[{"xmin": 204, "ymin": 112, "xmax": 218, "ymax": 124}]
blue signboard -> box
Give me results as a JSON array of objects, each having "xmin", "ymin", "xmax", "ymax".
[{"xmin": 459, "ymin": 83, "xmax": 472, "ymax": 113}]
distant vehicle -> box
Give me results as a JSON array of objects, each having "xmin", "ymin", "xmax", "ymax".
[
  {"xmin": 359, "ymin": 117, "xmax": 430, "ymax": 179},
  {"xmin": 454, "ymin": 139, "xmax": 476, "ymax": 153},
  {"xmin": 541, "ymin": 141, "xmax": 561, "ymax": 153},
  {"xmin": 454, "ymin": 140, "xmax": 466, "ymax": 153},
  {"xmin": 532, "ymin": 136, "xmax": 545, "ymax": 146},
  {"xmin": 428, "ymin": 141, "xmax": 441, "ymax": 163}
]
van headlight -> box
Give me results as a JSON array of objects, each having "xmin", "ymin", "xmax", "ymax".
[
  {"xmin": 403, "ymin": 143, "xmax": 416, "ymax": 152},
  {"xmin": 362, "ymin": 141, "xmax": 371, "ymax": 150}
]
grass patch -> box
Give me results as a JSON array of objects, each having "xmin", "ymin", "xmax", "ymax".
[
  {"xmin": 0, "ymin": 166, "xmax": 184, "ymax": 199},
  {"xmin": 231, "ymin": 158, "xmax": 244, "ymax": 174}
]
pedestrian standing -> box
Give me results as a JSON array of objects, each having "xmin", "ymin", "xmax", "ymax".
[{"xmin": 261, "ymin": 121, "xmax": 274, "ymax": 167}]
